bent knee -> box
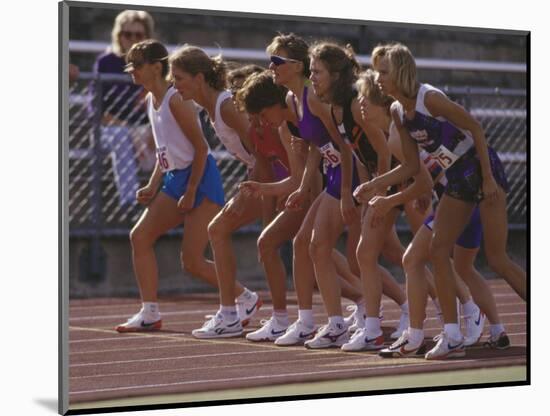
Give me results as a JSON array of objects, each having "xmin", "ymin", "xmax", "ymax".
[
  {"xmin": 180, "ymin": 253, "xmax": 204, "ymax": 276},
  {"xmin": 308, "ymin": 236, "xmax": 331, "ymax": 260}
]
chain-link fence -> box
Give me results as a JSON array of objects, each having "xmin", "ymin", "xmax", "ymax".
[
  {"xmin": 68, "ymin": 74, "xmax": 527, "ymax": 239},
  {"xmin": 68, "ymin": 73, "xmax": 248, "ymax": 238}
]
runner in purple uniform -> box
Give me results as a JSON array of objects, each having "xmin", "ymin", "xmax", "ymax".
[{"xmin": 354, "ymin": 43, "xmax": 525, "ymax": 359}]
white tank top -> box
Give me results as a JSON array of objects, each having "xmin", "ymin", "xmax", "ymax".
[
  {"xmin": 212, "ymin": 91, "xmax": 255, "ymax": 168},
  {"xmin": 147, "ymin": 87, "xmax": 204, "ymax": 172}
]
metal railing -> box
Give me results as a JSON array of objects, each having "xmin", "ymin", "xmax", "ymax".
[{"xmin": 68, "ymin": 74, "xmax": 527, "ymax": 240}]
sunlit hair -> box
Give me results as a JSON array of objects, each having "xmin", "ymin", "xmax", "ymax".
[
  {"xmin": 236, "ymin": 71, "xmax": 288, "ymax": 114},
  {"xmin": 309, "ymin": 42, "xmax": 361, "ymax": 107},
  {"xmin": 227, "ymin": 64, "xmax": 266, "ymax": 94},
  {"xmin": 169, "ymin": 46, "xmax": 228, "ymax": 91},
  {"xmin": 372, "ymin": 43, "xmax": 418, "ymax": 99},
  {"xmin": 356, "ymin": 69, "xmax": 394, "ymax": 114},
  {"xmin": 111, "ymin": 10, "xmax": 154, "ymax": 56},
  {"xmin": 126, "ymin": 39, "xmax": 169, "ymax": 77},
  {"xmin": 266, "ymin": 33, "xmax": 310, "ymax": 77}
]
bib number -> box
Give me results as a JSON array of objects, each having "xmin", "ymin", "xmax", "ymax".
[
  {"xmin": 320, "ymin": 142, "xmax": 341, "ymax": 168},
  {"xmin": 156, "ymin": 146, "xmax": 175, "ymax": 172},
  {"xmin": 431, "ymin": 145, "xmax": 459, "ymax": 170}
]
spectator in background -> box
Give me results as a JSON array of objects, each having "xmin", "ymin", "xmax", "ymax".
[{"xmin": 92, "ymin": 10, "xmax": 156, "ymax": 206}]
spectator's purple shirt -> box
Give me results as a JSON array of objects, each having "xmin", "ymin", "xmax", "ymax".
[{"xmin": 92, "ymin": 51, "xmax": 148, "ymax": 124}]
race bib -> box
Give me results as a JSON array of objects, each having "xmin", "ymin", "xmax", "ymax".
[
  {"xmin": 431, "ymin": 144, "xmax": 460, "ymax": 170},
  {"xmin": 319, "ymin": 142, "xmax": 341, "ymax": 168},
  {"xmin": 156, "ymin": 146, "xmax": 175, "ymax": 172}
]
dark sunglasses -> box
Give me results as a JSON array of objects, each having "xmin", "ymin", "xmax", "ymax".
[
  {"xmin": 120, "ymin": 30, "xmax": 146, "ymax": 40},
  {"xmin": 270, "ymin": 55, "xmax": 301, "ymax": 66},
  {"xmin": 124, "ymin": 56, "xmax": 168, "ymax": 72}
]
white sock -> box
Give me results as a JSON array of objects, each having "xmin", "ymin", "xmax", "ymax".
[
  {"xmin": 236, "ymin": 287, "xmax": 253, "ymax": 302},
  {"xmin": 355, "ymin": 298, "xmax": 366, "ymax": 310},
  {"xmin": 328, "ymin": 316, "xmax": 345, "ymax": 329},
  {"xmin": 490, "ymin": 324, "xmax": 506, "ymax": 338},
  {"xmin": 298, "ymin": 309, "xmax": 314, "ymax": 327},
  {"xmin": 273, "ymin": 310, "xmax": 289, "ymax": 326},
  {"xmin": 220, "ymin": 305, "xmax": 238, "ymax": 321},
  {"xmin": 365, "ymin": 317, "xmax": 382, "ymax": 336},
  {"xmin": 408, "ymin": 327, "xmax": 424, "ymax": 344},
  {"xmin": 142, "ymin": 302, "xmax": 160, "ymax": 317},
  {"xmin": 462, "ymin": 300, "xmax": 477, "ymax": 317},
  {"xmin": 400, "ymin": 301, "xmax": 409, "ymax": 314},
  {"xmin": 444, "ymin": 323, "xmax": 462, "ymax": 340}
]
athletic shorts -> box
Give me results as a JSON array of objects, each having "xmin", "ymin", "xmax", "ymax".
[
  {"xmin": 444, "ymin": 147, "xmax": 509, "ymax": 203},
  {"xmin": 424, "ymin": 206, "xmax": 482, "ymax": 249},
  {"xmin": 325, "ymin": 161, "xmax": 360, "ymax": 202},
  {"xmin": 161, "ymin": 154, "xmax": 225, "ymax": 208}
]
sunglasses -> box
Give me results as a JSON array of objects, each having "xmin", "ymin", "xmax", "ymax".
[
  {"xmin": 270, "ymin": 55, "xmax": 301, "ymax": 66},
  {"xmin": 120, "ymin": 30, "xmax": 146, "ymax": 40}
]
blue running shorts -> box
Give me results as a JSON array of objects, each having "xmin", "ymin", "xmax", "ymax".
[{"xmin": 161, "ymin": 154, "xmax": 225, "ymax": 208}]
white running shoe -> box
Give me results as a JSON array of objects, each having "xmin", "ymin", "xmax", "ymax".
[
  {"xmin": 246, "ymin": 318, "xmax": 288, "ymax": 342},
  {"xmin": 236, "ymin": 290, "xmax": 263, "ymax": 327},
  {"xmin": 425, "ymin": 331, "xmax": 465, "ymax": 360},
  {"xmin": 344, "ymin": 305, "xmax": 365, "ymax": 334},
  {"xmin": 341, "ymin": 328, "xmax": 384, "ymax": 352},
  {"xmin": 115, "ymin": 308, "xmax": 162, "ymax": 333},
  {"xmin": 191, "ymin": 312, "xmax": 243, "ymax": 339},
  {"xmin": 274, "ymin": 320, "xmax": 317, "ymax": 346},
  {"xmin": 390, "ymin": 311, "xmax": 410, "ymax": 340},
  {"xmin": 464, "ymin": 304, "xmax": 486, "ymax": 347},
  {"xmin": 304, "ymin": 323, "xmax": 349, "ymax": 349},
  {"xmin": 379, "ymin": 329, "xmax": 426, "ymax": 358}
]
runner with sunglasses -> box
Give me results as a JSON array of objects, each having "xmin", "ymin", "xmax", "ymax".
[{"xmin": 236, "ymin": 70, "xmax": 369, "ymax": 342}]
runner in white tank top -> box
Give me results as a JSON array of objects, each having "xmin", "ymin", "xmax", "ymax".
[
  {"xmin": 146, "ymin": 86, "xmax": 201, "ymax": 171},
  {"xmin": 169, "ymin": 45, "xmax": 270, "ymax": 338},
  {"xmin": 115, "ymin": 40, "xmax": 253, "ymax": 333}
]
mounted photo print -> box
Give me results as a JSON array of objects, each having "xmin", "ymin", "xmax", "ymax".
[{"xmin": 59, "ymin": 1, "xmax": 528, "ymax": 414}]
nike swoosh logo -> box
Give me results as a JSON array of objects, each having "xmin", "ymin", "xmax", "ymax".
[
  {"xmin": 447, "ymin": 342, "xmax": 463, "ymax": 350},
  {"xmin": 140, "ymin": 320, "xmax": 158, "ymax": 328},
  {"xmin": 298, "ymin": 330, "xmax": 316, "ymax": 338},
  {"xmin": 227, "ymin": 320, "xmax": 240, "ymax": 327},
  {"xmin": 364, "ymin": 336, "xmax": 381, "ymax": 344},
  {"xmin": 245, "ymin": 303, "xmax": 258, "ymax": 315},
  {"xmin": 475, "ymin": 312, "xmax": 482, "ymax": 326},
  {"xmin": 271, "ymin": 329, "xmax": 287, "ymax": 336}
]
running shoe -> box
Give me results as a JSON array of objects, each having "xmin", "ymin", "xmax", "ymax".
[
  {"xmin": 425, "ymin": 331, "xmax": 465, "ymax": 360},
  {"xmin": 379, "ymin": 329, "xmax": 426, "ymax": 358},
  {"xmin": 191, "ymin": 312, "xmax": 243, "ymax": 339},
  {"xmin": 236, "ymin": 290, "xmax": 263, "ymax": 327},
  {"xmin": 115, "ymin": 308, "xmax": 162, "ymax": 333},
  {"xmin": 274, "ymin": 320, "xmax": 317, "ymax": 346},
  {"xmin": 483, "ymin": 332, "xmax": 511, "ymax": 350},
  {"xmin": 246, "ymin": 318, "xmax": 288, "ymax": 342},
  {"xmin": 464, "ymin": 304, "xmax": 486, "ymax": 347},
  {"xmin": 341, "ymin": 328, "xmax": 384, "ymax": 352},
  {"xmin": 304, "ymin": 323, "xmax": 349, "ymax": 349}
]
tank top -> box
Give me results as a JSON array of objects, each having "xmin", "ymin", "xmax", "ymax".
[
  {"xmin": 147, "ymin": 86, "xmax": 202, "ymax": 172},
  {"xmin": 212, "ymin": 90, "xmax": 255, "ymax": 169},
  {"xmin": 396, "ymin": 83, "xmax": 474, "ymax": 171},
  {"xmin": 249, "ymin": 123, "xmax": 290, "ymax": 181},
  {"xmin": 331, "ymin": 94, "xmax": 378, "ymax": 175},
  {"xmin": 292, "ymin": 85, "xmax": 341, "ymax": 169}
]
